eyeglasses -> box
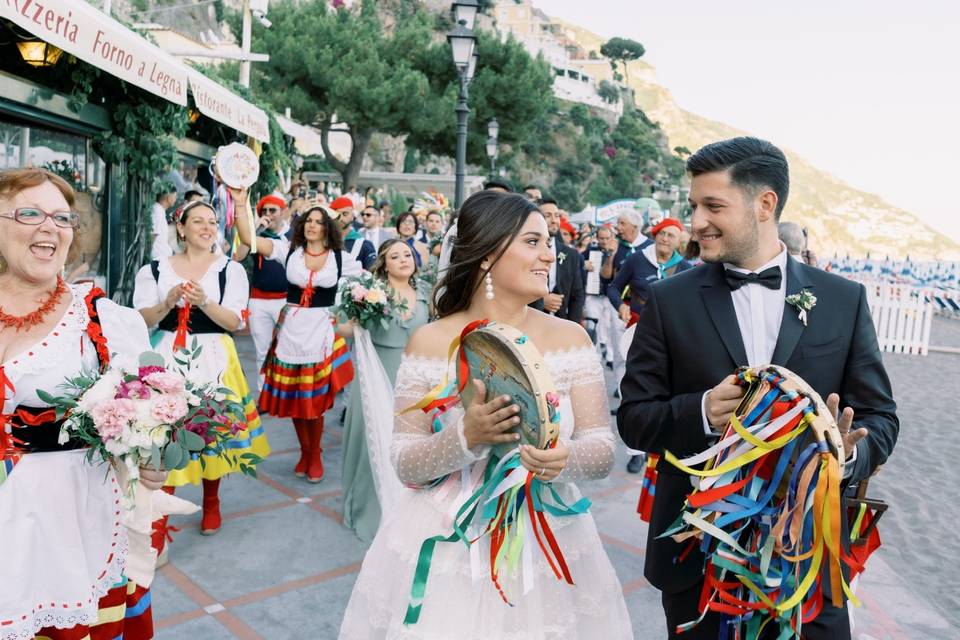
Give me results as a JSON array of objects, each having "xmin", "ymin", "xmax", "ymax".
[
  {"xmin": 0, "ymin": 207, "xmax": 79, "ymax": 228},
  {"xmin": 361, "ymin": 212, "xmax": 376, "ymax": 217}
]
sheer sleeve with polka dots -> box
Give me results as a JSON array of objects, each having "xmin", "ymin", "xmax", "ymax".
[
  {"xmin": 551, "ymin": 348, "xmax": 616, "ymax": 483},
  {"xmin": 390, "ymin": 355, "xmax": 490, "ymax": 487}
]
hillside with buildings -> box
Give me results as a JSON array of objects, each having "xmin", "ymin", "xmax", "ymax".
[{"xmin": 494, "ymin": 1, "xmax": 960, "ymax": 260}]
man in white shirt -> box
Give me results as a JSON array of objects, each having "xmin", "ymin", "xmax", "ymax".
[
  {"xmin": 360, "ymin": 205, "xmax": 393, "ymax": 250},
  {"xmin": 617, "ymin": 137, "xmax": 898, "ymax": 640},
  {"xmin": 150, "ymin": 185, "xmax": 177, "ymax": 260}
]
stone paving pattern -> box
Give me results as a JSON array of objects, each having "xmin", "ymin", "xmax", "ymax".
[{"xmin": 151, "ymin": 320, "xmax": 960, "ymax": 640}]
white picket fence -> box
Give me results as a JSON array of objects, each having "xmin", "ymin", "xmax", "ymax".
[{"xmin": 858, "ymin": 281, "xmax": 934, "ymax": 355}]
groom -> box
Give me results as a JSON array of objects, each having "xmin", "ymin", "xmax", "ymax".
[{"xmin": 617, "ymin": 137, "xmax": 898, "ymax": 639}]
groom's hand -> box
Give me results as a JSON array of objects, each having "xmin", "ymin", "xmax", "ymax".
[
  {"xmin": 826, "ymin": 393, "xmax": 868, "ymax": 460},
  {"xmin": 705, "ymin": 374, "xmax": 745, "ymax": 430}
]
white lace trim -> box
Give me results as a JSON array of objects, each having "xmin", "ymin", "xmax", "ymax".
[
  {"xmin": 2, "ymin": 283, "xmax": 93, "ymax": 380},
  {"xmin": 396, "ymin": 346, "xmax": 601, "ymax": 395},
  {"xmin": 0, "ymin": 473, "xmax": 129, "ymax": 640}
]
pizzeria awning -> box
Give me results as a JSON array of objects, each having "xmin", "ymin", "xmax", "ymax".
[
  {"xmin": 188, "ymin": 70, "xmax": 269, "ymax": 143},
  {"xmin": 1, "ymin": 0, "xmax": 270, "ymax": 142}
]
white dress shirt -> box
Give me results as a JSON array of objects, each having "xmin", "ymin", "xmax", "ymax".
[
  {"xmin": 701, "ymin": 244, "xmax": 788, "ymax": 436},
  {"xmin": 548, "ymin": 237, "xmax": 558, "ymax": 291},
  {"xmin": 725, "ymin": 245, "xmax": 788, "ymax": 367},
  {"xmin": 150, "ymin": 202, "xmax": 173, "ymax": 260}
]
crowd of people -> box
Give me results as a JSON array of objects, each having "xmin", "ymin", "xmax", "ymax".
[{"xmin": 2, "ymin": 135, "xmax": 897, "ymax": 639}]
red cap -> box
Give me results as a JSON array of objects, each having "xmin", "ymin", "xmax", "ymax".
[
  {"xmin": 559, "ymin": 217, "xmax": 577, "ymax": 237},
  {"xmin": 330, "ymin": 196, "xmax": 355, "ymax": 211},
  {"xmin": 256, "ymin": 194, "xmax": 286, "ymax": 212},
  {"xmin": 650, "ymin": 218, "xmax": 683, "ymax": 237}
]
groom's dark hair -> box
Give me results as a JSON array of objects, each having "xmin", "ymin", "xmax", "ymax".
[{"xmin": 686, "ymin": 137, "xmax": 790, "ymax": 220}]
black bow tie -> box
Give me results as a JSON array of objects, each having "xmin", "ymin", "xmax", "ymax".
[{"xmin": 725, "ymin": 266, "xmax": 782, "ymax": 291}]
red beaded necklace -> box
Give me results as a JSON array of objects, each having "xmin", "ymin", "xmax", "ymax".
[
  {"xmin": 304, "ymin": 247, "xmax": 328, "ymax": 257},
  {"xmin": 0, "ymin": 277, "xmax": 68, "ymax": 332}
]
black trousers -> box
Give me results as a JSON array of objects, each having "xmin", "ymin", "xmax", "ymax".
[{"xmin": 661, "ymin": 579, "xmax": 852, "ymax": 639}]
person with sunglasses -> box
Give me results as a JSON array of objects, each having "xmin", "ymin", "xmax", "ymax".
[
  {"xmin": 234, "ymin": 194, "xmax": 293, "ymax": 385},
  {"xmin": 0, "ymin": 168, "xmax": 187, "ymax": 640},
  {"xmin": 233, "ymin": 191, "xmax": 362, "ymax": 483}
]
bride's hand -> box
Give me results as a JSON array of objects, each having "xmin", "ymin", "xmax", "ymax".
[
  {"xmin": 519, "ymin": 441, "xmax": 569, "ymax": 482},
  {"xmin": 463, "ymin": 379, "xmax": 522, "ymax": 449},
  {"xmin": 138, "ymin": 465, "xmax": 167, "ymax": 491}
]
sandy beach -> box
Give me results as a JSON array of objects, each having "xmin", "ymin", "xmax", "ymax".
[{"xmin": 867, "ymin": 315, "xmax": 960, "ymax": 631}]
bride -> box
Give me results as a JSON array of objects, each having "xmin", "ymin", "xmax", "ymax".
[{"xmin": 339, "ymin": 191, "xmax": 632, "ymax": 639}]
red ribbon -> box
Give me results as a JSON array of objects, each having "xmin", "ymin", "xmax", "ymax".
[
  {"xmin": 299, "ymin": 271, "xmax": 317, "ymax": 308},
  {"xmin": 173, "ymin": 303, "xmax": 191, "ymax": 351}
]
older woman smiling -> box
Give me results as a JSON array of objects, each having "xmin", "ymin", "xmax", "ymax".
[{"xmin": 0, "ymin": 168, "xmax": 176, "ymax": 640}]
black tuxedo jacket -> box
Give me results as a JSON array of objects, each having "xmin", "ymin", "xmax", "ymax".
[
  {"xmin": 617, "ymin": 256, "xmax": 898, "ymax": 593},
  {"xmin": 531, "ymin": 237, "xmax": 585, "ymax": 323}
]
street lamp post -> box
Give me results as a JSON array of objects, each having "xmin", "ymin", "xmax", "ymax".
[
  {"xmin": 486, "ymin": 118, "xmax": 499, "ymax": 180},
  {"xmin": 448, "ymin": 13, "xmax": 477, "ymax": 209}
]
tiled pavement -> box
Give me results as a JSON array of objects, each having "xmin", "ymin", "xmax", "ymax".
[{"xmin": 151, "ymin": 332, "xmax": 956, "ymax": 640}]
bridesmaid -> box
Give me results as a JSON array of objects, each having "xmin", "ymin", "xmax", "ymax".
[{"xmin": 339, "ymin": 239, "xmax": 429, "ymax": 541}]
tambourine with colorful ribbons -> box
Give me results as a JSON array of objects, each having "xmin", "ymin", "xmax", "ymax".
[
  {"xmin": 660, "ymin": 365, "xmax": 870, "ymax": 638},
  {"xmin": 399, "ymin": 320, "xmax": 589, "ymax": 625}
]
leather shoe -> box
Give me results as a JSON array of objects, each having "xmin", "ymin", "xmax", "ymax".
[{"xmin": 626, "ymin": 454, "xmax": 644, "ymax": 474}]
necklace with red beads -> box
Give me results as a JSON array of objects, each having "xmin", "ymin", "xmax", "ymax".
[{"xmin": 0, "ymin": 276, "xmax": 68, "ymax": 332}]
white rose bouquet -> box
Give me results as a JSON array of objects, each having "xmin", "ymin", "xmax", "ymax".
[{"xmin": 38, "ymin": 342, "xmax": 260, "ymax": 507}]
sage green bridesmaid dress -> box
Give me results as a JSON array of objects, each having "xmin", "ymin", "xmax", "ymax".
[{"xmin": 341, "ymin": 288, "xmax": 430, "ymax": 542}]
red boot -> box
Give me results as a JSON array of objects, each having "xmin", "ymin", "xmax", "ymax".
[
  {"xmin": 293, "ymin": 418, "xmax": 309, "ymax": 478},
  {"xmin": 200, "ymin": 478, "xmax": 221, "ymax": 535},
  {"xmin": 305, "ymin": 418, "xmax": 324, "ymax": 483}
]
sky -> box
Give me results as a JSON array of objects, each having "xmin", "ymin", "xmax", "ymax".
[{"xmin": 535, "ymin": 0, "xmax": 960, "ymax": 243}]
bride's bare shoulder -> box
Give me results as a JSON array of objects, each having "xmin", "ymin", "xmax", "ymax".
[{"xmin": 406, "ymin": 314, "xmax": 467, "ymax": 359}]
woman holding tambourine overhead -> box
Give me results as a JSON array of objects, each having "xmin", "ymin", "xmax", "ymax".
[
  {"xmin": 339, "ymin": 191, "xmax": 632, "ymax": 639},
  {"xmin": 134, "ymin": 199, "xmax": 269, "ymax": 537},
  {"xmin": 233, "ymin": 189, "xmax": 362, "ymax": 484}
]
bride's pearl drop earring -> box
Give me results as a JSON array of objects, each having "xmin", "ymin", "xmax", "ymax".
[{"xmin": 484, "ymin": 269, "xmax": 494, "ymax": 300}]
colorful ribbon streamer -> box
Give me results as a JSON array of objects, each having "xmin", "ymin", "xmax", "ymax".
[{"xmin": 660, "ymin": 367, "xmax": 870, "ymax": 639}]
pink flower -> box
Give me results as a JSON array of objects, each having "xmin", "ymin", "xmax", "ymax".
[
  {"xmin": 143, "ymin": 371, "xmax": 185, "ymax": 394},
  {"xmin": 151, "ymin": 394, "xmax": 188, "ymax": 424},
  {"xmin": 91, "ymin": 399, "xmax": 137, "ymax": 440},
  {"xmin": 138, "ymin": 365, "xmax": 166, "ymax": 379},
  {"xmin": 364, "ymin": 288, "xmax": 385, "ymax": 304},
  {"xmin": 117, "ymin": 379, "xmax": 150, "ymax": 399},
  {"xmin": 351, "ymin": 285, "xmax": 368, "ymax": 302}
]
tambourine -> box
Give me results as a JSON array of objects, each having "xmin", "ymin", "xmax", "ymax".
[
  {"xmin": 211, "ymin": 142, "xmax": 259, "ymax": 189},
  {"xmin": 457, "ymin": 322, "xmax": 560, "ymax": 454},
  {"xmin": 662, "ymin": 365, "xmax": 851, "ymax": 636}
]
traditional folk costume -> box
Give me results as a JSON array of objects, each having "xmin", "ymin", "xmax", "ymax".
[
  {"xmin": 258, "ymin": 238, "xmax": 361, "ymax": 482},
  {"xmin": 248, "ymin": 224, "xmax": 291, "ymax": 381},
  {"xmin": 0, "ymin": 283, "xmax": 190, "ymax": 640},
  {"xmin": 133, "ymin": 255, "xmax": 269, "ymax": 534}
]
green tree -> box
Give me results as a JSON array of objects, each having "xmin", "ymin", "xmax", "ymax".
[
  {"xmin": 403, "ymin": 31, "xmax": 556, "ymax": 168},
  {"xmin": 251, "ymin": 0, "xmax": 448, "ymax": 187},
  {"xmin": 250, "ymin": 1, "xmax": 553, "ymax": 188},
  {"xmin": 600, "ymin": 37, "xmax": 645, "ymax": 86},
  {"xmin": 597, "ymin": 80, "xmax": 620, "ymax": 104}
]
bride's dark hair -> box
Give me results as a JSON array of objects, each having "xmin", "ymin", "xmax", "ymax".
[{"xmin": 434, "ymin": 190, "xmax": 541, "ymax": 318}]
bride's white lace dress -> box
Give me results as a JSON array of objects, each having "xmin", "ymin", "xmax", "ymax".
[{"xmin": 339, "ymin": 346, "xmax": 633, "ymax": 639}]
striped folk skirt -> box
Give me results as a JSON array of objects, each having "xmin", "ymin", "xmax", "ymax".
[{"xmin": 258, "ymin": 305, "xmax": 354, "ymax": 419}]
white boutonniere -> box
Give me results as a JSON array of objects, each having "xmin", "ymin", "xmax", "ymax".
[
  {"xmin": 557, "ymin": 252, "xmax": 567, "ymax": 266},
  {"xmin": 785, "ymin": 289, "xmax": 817, "ymax": 326}
]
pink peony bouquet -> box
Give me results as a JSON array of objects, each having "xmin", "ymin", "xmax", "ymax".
[
  {"xmin": 38, "ymin": 344, "xmax": 260, "ymax": 506},
  {"xmin": 334, "ymin": 272, "xmax": 408, "ymax": 331}
]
